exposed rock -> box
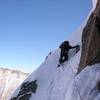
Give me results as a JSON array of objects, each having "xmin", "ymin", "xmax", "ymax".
[
  {"xmin": 11, "ymin": 80, "xmax": 38, "ymax": 100},
  {"xmin": 11, "ymin": 93, "xmax": 31, "ymax": 100},
  {"xmin": 78, "ymin": 0, "xmax": 100, "ymax": 73},
  {"xmin": 18, "ymin": 93, "xmax": 31, "ymax": 100}
]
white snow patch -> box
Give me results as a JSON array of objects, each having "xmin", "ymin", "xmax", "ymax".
[
  {"xmin": 10, "ymin": 0, "xmax": 100, "ymax": 100},
  {"xmin": 92, "ymin": 0, "xmax": 97, "ymax": 10}
]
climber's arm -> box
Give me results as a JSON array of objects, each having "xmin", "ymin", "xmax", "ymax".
[{"xmin": 69, "ymin": 45, "xmax": 80, "ymax": 49}]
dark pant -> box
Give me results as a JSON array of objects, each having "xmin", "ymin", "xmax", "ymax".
[{"xmin": 59, "ymin": 50, "xmax": 68, "ymax": 64}]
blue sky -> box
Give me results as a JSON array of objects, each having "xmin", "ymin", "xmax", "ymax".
[{"xmin": 0, "ymin": 0, "xmax": 92, "ymax": 72}]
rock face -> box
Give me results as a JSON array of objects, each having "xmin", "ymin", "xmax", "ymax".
[
  {"xmin": 78, "ymin": 0, "xmax": 100, "ymax": 73},
  {"xmin": 11, "ymin": 80, "xmax": 38, "ymax": 100},
  {"xmin": 0, "ymin": 67, "xmax": 28, "ymax": 100}
]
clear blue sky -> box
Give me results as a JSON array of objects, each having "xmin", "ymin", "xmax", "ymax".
[{"xmin": 0, "ymin": 0, "xmax": 92, "ymax": 72}]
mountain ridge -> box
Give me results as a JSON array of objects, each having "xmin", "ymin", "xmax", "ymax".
[{"xmin": 0, "ymin": 67, "xmax": 29, "ymax": 100}]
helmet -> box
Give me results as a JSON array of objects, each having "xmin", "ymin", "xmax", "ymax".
[{"xmin": 59, "ymin": 41, "xmax": 69, "ymax": 48}]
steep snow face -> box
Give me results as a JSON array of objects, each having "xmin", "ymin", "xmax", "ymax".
[
  {"xmin": 0, "ymin": 68, "xmax": 28, "ymax": 100},
  {"xmin": 10, "ymin": 47, "xmax": 80, "ymax": 100}
]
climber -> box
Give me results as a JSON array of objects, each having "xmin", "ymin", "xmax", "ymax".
[{"xmin": 58, "ymin": 41, "xmax": 79, "ymax": 67}]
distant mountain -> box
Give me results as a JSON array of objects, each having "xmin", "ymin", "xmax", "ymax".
[{"xmin": 0, "ymin": 67, "xmax": 29, "ymax": 100}]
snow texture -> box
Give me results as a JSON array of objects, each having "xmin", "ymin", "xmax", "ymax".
[
  {"xmin": 92, "ymin": 0, "xmax": 97, "ymax": 10},
  {"xmin": 10, "ymin": 47, "xmax": 80, "ymax": 100},
  {"xmin": 65, "ymin": 64, "xmax": 100, "ymax": 100}
]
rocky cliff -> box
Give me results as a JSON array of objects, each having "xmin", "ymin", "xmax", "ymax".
[{"xmin": 78, "ymin": 0, "xmax": 100, "ymax": 73}]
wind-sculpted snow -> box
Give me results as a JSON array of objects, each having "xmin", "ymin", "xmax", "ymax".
[
  {"xmin": 65, "ymin": 64, "xmax": 100, "ymax": 100},
  {"xmin": 10, "ymin": 47, "xmax": 80, "ymax": 100}
]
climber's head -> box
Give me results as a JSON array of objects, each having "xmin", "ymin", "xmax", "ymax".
[
  {"xmin": 64, "ymin": 41, "xmax": 69, "ymax": 45},
  {"xmin": 59, "ymin": 41, "xmax": 70, "ymax": 48}
]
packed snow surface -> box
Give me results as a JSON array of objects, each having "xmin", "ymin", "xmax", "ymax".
[
  {"xmin": 65, "ymin": 64, "xmax": 100, "ymax": 100},
  {"xmin": 10, "ymin": 47, "xmax": 80, "ymax": 100}
]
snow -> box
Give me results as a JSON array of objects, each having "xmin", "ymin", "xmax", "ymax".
[
  {"xmin": 92, "ymin": 0, "xmax": 97, "ymax": 10},
  {"xmin": 65, "ymin": 64, "xmax": 100, "ymax": 100},
  {"xmin": 10, "ymin": 47, "xmax": 80, "ymax": 100},
  {"xmin": 10, "ymin": 0, "xmax": 99, "ymax": 100}
]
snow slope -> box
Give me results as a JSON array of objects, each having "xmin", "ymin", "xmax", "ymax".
[
  {"xmin": 65, "ymin": 64, "xmax": 100, "ymax": 100},
  {"xmin": 10, "ymin": 0, "xmax": 100, "ymax": 100},
  {"xmin": 10, "ymin": 47, "xmax": 80, "ymax": 100}
]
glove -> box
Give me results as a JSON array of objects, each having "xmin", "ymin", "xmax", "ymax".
[{"xmin": 75, "ymin": 45, "xmax": 80, "ymax": 53}]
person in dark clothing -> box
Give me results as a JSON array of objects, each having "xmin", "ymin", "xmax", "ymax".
[{"xmin": 58, "ymin": 41, "xmax": 79, "ymax": 67}]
